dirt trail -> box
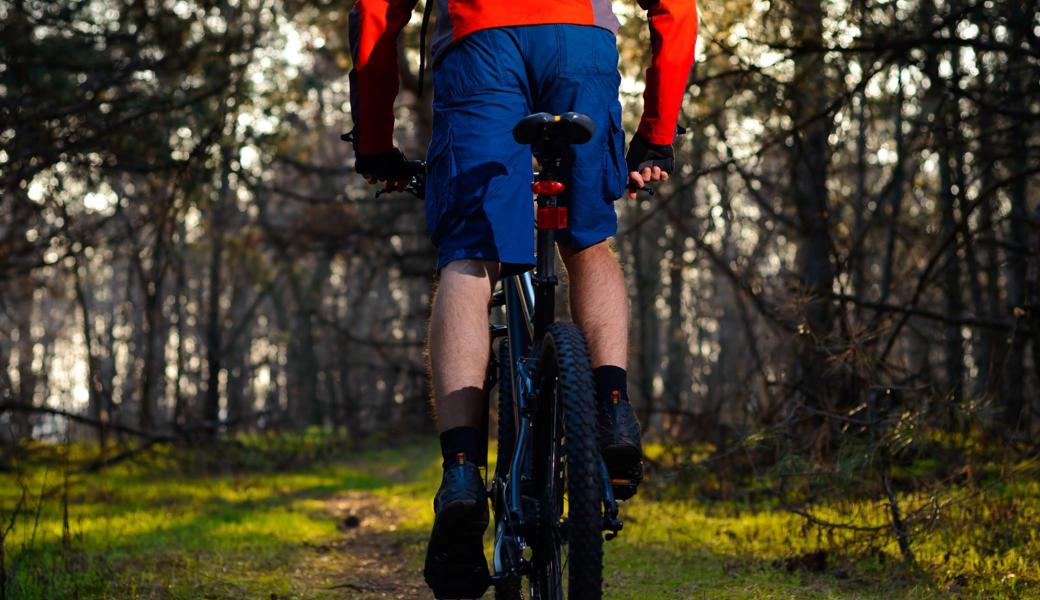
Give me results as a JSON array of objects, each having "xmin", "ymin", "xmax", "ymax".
[{"xmin": 286, "ymin": 492, "xmax": 430, "ymax": 600}]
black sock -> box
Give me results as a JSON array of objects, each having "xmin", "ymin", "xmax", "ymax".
[
  {"xmin": 593, "ymin": 365, "xmax": 628, "ymax": 407},
  {"xmin": 439, "ymin": 426, "xmax": 482, "ymax": 469}
]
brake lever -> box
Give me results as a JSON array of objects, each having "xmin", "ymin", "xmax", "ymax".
[
  {"xmin": 626, "ymin": 184, "xmax": 655, "ymax": 197},
  {"xmin": 375, "ymin": 180, "xmax": 420, "ymax": 199},
  {"xmin": 407, "ymin": 172, "xmax": 426, "ymax": 199},
  {"xmin": 376, "ymin": 178, "xmax": 426, "ymax": 199}
]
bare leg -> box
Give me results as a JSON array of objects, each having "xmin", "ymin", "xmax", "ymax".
[
  {"xmin": 424, "ymin": 264, "xmax": 495, "ymax": 598},
  {"xmin": 561, "ymin": 239, "xmax": 642, "ymax": 499},
  {"xmin": 429, "ymin": 259, "xmax": 500, "ymax": 432},
  {"xmin": 559, "ymin": 240, "xmax": 628, "ymax": 369}
]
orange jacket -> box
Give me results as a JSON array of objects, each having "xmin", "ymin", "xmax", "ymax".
[{"xmin": 349, "ymin": 0, "xmax": 698, "ymax": 153}]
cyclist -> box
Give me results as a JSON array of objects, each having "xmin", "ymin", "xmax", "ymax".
[{"xmin": 348, "ymin": 0, "xmax": 696, "ymax": 595}]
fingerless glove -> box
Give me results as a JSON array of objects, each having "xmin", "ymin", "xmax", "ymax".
[
  {"xmin": 625, "ymin": 133, "xmax": 674, "ymax": 173},
  {"xmin": 355, "ymin": 148, "xmax": 407, "ymax": 181}
]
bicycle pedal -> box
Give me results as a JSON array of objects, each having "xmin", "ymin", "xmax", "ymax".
[{"xmin": 610, "ymin": 478, "xmax": 639, "ymax": 501}]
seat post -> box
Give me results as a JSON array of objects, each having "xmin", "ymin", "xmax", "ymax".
[{"xmin": 532, "ymin": 157, "xmax": 563, "ymax": 342}]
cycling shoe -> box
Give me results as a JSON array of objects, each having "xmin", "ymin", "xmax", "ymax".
[
  {"xmin": 423, "ymin": 455, "xmax": 490, "ymax": 598},
  {"xmin": 598, "ymin": 391, "xmax": 644, "ymax": 501}
]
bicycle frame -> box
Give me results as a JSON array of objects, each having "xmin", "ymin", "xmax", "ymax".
[
  {"xmin": 490, "ymin": 168, "xmax": 623, "ymax": 585},
  {"xmin": 491, "ymin": 210, "xmax": 554, "ymax": 580}
]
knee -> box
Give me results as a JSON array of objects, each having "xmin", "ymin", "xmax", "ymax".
[
  {"xmin": 439, "ymin": 259, "xmax": 500, "ymax": 294},
  {"xmin": 442, "ymin": 258, "xmax": 500, "ymax": 279},
  {"xmin": 559, "ymin": 240, "xmax": 616, "ymax": 269}
]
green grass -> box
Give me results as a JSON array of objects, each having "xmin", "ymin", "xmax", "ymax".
[{"xmin": 1, "ymin": 438, "xmax": 1037, "ymax": 599}]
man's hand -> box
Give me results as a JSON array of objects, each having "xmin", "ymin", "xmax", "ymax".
[
  {"xmin": 625, "ymin": 133, "xmax": 674, "ymax": 200},
  {"xmin": 356, "ymin": 147, "xmax": 411, "ymax": 191}
]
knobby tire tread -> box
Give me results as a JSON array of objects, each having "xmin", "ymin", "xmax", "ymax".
[
  {"xmin": 537, "ymin": 322, "xmax": 603, "ymax": 600},
  {"xmin": 496, "ymin": 339, "xmax": 516, "ymax": 480}
]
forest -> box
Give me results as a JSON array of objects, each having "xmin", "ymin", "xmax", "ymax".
[{"xmin": 1, "ymin": 0, "xmax": 1039, "ymax": 598}]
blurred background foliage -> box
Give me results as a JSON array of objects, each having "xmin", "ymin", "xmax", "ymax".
[{"xmin": 1, "ymin": 0, "xmax": 1040, "ymax": 597}]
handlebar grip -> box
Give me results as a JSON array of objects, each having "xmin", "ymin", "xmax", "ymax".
[
  {"xmin": 393, "ymin": 160, "xmax": 426, "ymax": 179},
  {"xmin": 374, "ymin": 160, "xmax": 428, "ymax": 199}
]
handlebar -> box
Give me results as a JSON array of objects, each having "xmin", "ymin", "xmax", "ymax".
[
  {"xmin": 395, "ymin": 159, "xmax": 427, "ymax": 178},
  {"xmin": 366, "ymin": 161, "xmax": 658, "ymax": 200}
]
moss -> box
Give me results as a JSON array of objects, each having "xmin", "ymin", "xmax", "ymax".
[{"xmin": 2, "ymin": 440, "xmax": 1037, "ymax": 599}]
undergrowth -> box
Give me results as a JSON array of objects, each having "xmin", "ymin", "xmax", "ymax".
[{"xmin": 0, "ymin": 431, "xmax": 1036, "ymax": 599}]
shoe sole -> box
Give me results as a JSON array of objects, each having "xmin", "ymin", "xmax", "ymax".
[
  {"xmin": 424, "ymin": 498, "xmax": 490, "ymax": 599},
  {"xmin": 601, "ymin": 444, "xmax": 643, "ymax": 500}
]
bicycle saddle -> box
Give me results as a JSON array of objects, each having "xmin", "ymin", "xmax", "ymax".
[{"xmin": 512, "ymin": 112, "xmax": 596, "ymax": 146}]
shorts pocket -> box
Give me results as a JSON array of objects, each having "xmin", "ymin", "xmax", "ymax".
[
  {"xmin": 425, "ymin": 121, "xmax": 457, "ymax": 243},
  {"xmin": 603, "ymin": 106, "xmax": 626, "ymax": 201}
]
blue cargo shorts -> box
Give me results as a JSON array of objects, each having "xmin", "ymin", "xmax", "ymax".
[{"xmin": 425, "ymin": 24, "xmax": 627, "ymax": 275}]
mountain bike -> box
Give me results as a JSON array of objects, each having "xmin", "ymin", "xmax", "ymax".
[
  {"xmin": 374, "ymin": 112, "xmax": 626, "ymax": 599},
  {"xmin": 486, "ymin": 112, "xmax": 626, "ymax": 600}
]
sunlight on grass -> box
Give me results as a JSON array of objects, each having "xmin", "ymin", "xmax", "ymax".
[
  {"xmin": 2, "ymin": 439, "xmax": 1037, "ymax": 599},
  {"xmin": 1, "ymin": 442, "xmax": 435, "ymax": 599}
]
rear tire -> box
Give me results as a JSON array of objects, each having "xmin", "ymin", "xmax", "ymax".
[
  {"xmin": 531, "ymin": 322, "xmax": 603, "ymax": 600},
  {"xmin": 496, "ymin": 340, "xmax": 516, "ymax": 479}
]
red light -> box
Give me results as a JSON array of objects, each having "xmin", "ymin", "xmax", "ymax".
[
  {"xmin": 537, "ymin": 207, "xmax": 568, "ymax": 230},
  {"xmin": 532, "ymin": 180, "xmax": 565, "ymax": 196}
]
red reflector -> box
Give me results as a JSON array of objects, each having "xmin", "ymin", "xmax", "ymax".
[
  {"xmin": 532, "ymin": 180, "xmax": 566, "ymax": 195},
  {"xmin": 537, "ymin": 207, "xmax": 568, "ymax": 229}
]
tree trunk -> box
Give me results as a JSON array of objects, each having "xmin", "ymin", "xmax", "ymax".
[
  {"xmin": 285, "ymin": 252, "xmax": 332, "ymax": 427},
  {"xmin": 971, "ymin": 28, "xmax": 1000, "ymax": 400},
  {"xmin": 1001, "ymin": 0, "xmax": 1031, "ymax": 430},
  {"xmin": 72, "ymin": 253, "xmax": 108, "ymax": 452},
  {"xmin": 225, "ymin": 279, "xmax": 254, "ymax": 427},
  {"xmin": 203, "ymin": 149, "xmax": 232, "ymax": 432},
  {"xmin": 172, "ymin": 233, "xmax": 189, "ymax": 428},
  {"xmin": 850, "ymin": 92, "xmax": 868, "ymax": 319},
  {"xmin": 665, "ymin": 185, "xmax": 693, "ymax": 429},
  {"xmin": 787, "ymin": 0, "xmax": 835, "ymax": 417},
  {"xmin": 139, "ymin": 281, "xmax": 166, "ymax": 432},
  {"xmin": 878, "ymin": 68, "xmax": 906, "ymax": 309},
  {"xmin": 629, "ymin": 199, "xmax": 662, "ymax": 429},
  {"xmin": 13, "ymin": 277, "xmax": 36, "ymax": 440}
]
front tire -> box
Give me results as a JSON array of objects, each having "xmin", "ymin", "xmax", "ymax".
[{"xmin": 531, "ymin": 322, "xmax": 603, "ymax": 600}]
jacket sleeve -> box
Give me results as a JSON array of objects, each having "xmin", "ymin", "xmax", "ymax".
[
  {"xmin": 348, "ymin": 0, "xmax": 419, "ymax": 154},
  {"xmin": 636, "ymin": 0, "xmax": 698, "ymax": 146}
]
